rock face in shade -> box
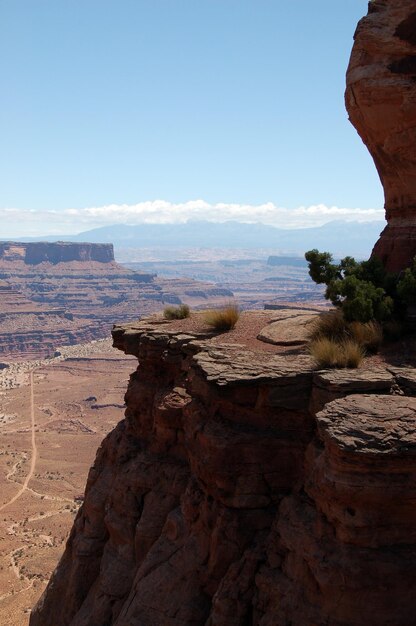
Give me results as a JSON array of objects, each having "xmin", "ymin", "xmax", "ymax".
[
  {"xmin": 30, "ymin": 315, "xmax": 416, "ymax": 626},
  {"xmin": 345, "ymin": 0, "xmax": 416, "ymax": 272}
]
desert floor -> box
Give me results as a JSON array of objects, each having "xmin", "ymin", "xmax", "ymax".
[{"xmin": 0, "ymin": 339, "xmax": 136, "ymax": 626}]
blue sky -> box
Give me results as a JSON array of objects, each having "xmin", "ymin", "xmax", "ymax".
[{"xmin": 0, "ymin": 1, "xmax": 385, "ymax": 236}]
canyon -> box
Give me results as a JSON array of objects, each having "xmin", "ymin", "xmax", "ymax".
[
  {"xmin": 0, "ymin": 240, "xmax": 327, "ymax": 361},
  {"xmin": 5, "ymin": 1, "xmax": 416, "ymax": 624},
  {"xmin": 29, "ymin": 310, "xmax": 416, "ymax": 625},
  {"xmin": 125, "ymin": 256, "xmax": 325, "ymax": 312},
  {"xmin": 0, "ymin": 242, "xmax": 233, "ymax": 360},
  {"xmin": 0, "ymin": 245, "xmax": 324, "ymax": 626}
]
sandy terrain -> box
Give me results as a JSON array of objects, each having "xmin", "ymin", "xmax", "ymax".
[{"xmin": 0, "ymin": 339, "xmax": 136, "ymax": 626}]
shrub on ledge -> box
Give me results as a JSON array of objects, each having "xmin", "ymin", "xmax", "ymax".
[
  {"xmin": 309, "ymin": 336, "xmax": 365, "ymax": 369},
  {"xmin": 163, "ymin": 304, "xmax": 190, "ymax": 320},
  {"xmin": 309, "ymin": 310, "xmax": 383, "ymax": 354},
  {"xmin": 348, "ymin": 320, "xmax": 383, "ymax": 353},
  {"xmin": 305, "ymin": 250, "xmax": 416, "ymax": 324},
  {"xmin": 204, "ymin": 304, "xmax": 240, "ymax": 331}
]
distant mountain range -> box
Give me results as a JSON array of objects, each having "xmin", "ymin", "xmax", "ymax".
[{"xmin": 5, "ymin": 220, "xmax": 386, "ymax": 259}]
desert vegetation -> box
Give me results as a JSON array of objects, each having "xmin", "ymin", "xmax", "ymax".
[
  {"xmin": 309, "ymin": 310, "xmax": 383, "ymax": 351},
  {"xmin": 305, "ymin": 250, "xmax": 416, "ymax": 323},
  {"xmin": 305, "ymin": 251, "xmax": 416, "ymax": 368},
  {"xmin": 308, "ymin": 310, "xmax": 378, "ymax": 368},
  {"xmin": 163, "ymin": 304, "xmax": 190, "ymax": 320},
  {"xmin": 203, "ymin": 304, "xmax": 240, "ymax": 331},
  {"xmin": 309, "ymin": 336, "xmax": 365, "ymax": 369}
]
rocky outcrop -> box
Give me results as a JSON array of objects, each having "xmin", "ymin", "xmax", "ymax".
[
  {"xmin": 346, "ymin": 0, "xmax": 416, "ymax": 272},
  {"xmin": 265, "ymin": 393, "xmax": 416, "ymax": 625},
  {"xmin": 256, "ymin": 308, "xmax": 318, "ymax": 346},
  {"xmin": 0, "ymin": 241, "xmax": 115, "ymax": 265},
  {"xmin": 30, "ymin": 314, "xmax": 416, "ymax": 626}
]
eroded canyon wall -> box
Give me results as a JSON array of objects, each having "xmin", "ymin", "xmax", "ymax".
[
  {"xmin": 30, "ymin": 317, "xmax": 416, "ymax": 626},
  {"xmin": 346, "ymin": 0, "xmax": 416, "ymax": 272},
  {"xmin": 0, "ymin": 242, "xmax": 233, "ymax": 359}
]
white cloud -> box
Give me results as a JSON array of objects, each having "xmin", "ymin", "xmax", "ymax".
[{"xmin": 0, "ymin": 200, "xmax": 385, "ymax": 238}]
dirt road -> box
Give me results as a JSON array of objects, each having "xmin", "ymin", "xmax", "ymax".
[{"xmin": 0, "ymin": 371, "xmax": 37, "ymax": 512}]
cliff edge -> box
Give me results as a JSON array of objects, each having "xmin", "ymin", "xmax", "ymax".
[
  {"xmin": 0, "ymin": 242, "xmax": 115, "ymax": 265},
  {"xmin": 30, "ymin": 311, "xmax": 416, "ymax": 625}
]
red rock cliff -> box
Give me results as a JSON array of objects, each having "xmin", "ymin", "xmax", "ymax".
[
  {"xmin": 30, "ymin": 314, "xmax": 416, "ymax": 625},
  {"xmin": 346, "ymin": 0, "xmax": 416, "ymax": 272}
]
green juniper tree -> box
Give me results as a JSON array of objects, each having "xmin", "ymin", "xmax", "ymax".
[{"xmin": 305, "ymin": 249, "xmax": 416, "ymax": 323}]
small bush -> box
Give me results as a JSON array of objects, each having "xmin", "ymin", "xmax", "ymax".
[
  {"xmin": 309, "ymin": 337, "xmax": 340, "ymax": 368},
  {"xmin": 309, "ymin": 337, "xmax": 364, "ymax": 369},
  {"xmin": 163, "ymin": 304, "xmax": 190, "ymax": 320},
  {"xmin": 305, "ymin": 249, "xmax": 396, "ymax": 322},
  {"xmin": 348, "ymin": 322, "xmax": 383, "ymax": 354},
  {"xmin": 341, "ymin": 339, "xmax": 365, "ymax": 368},
  {"xmin": 309, "ymin": 310, "xmax": 348, "ymax": 342},
  {"xmin": 397, "ymin": 257, "xmax": 416, "ymax": 305},
  {"xmin": 310, "ymin": 312, "xmax": 382, "ymax": 354},
  {"xmin": 204, "ymin": 304, "xmax": 240, "ymax": 331},
  {"xmin": 348, "ymin": 320, "xmax": 383, "ymax": 353}
]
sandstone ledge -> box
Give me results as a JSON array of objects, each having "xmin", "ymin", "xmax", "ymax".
[{"xmin": 31, "ymin": 312, "xmax": 416, "ymax": 626}]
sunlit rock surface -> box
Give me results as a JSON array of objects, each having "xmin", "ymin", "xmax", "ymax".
[{"xmin": 346, "ymin": 0, "xmax": 416, "ymax": 271}]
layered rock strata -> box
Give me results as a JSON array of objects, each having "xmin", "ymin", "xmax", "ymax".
[
  {"xmin": 0, "ymin": 243, "xmax": 233, "ymax": 359},
  {"xmin": 0, "ymin": 281, "xmax": 101, "ymax": 360},
  {"xmin": 31, "ymin": 314, "xmax": 416, "ymax": 625},
  {"xmin": 346, "ymin": 0, "xmax": 416, "ymax": 271}
]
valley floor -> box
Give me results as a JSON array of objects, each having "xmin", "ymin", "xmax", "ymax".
[{"xmin": 0, "ymin": 340, "xmax": 135, "ymax": 626}]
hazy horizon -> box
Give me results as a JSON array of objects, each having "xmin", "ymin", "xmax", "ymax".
[
  {"xmin": 1, "ymin": 1, "xmax": 384, "ymax": 239},
  {"xmin": 0, "ymin": 202, "xmax": 385, "ymax": 239}
]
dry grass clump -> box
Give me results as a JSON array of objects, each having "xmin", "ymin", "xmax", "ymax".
[
  {"xmin": 309, "ymin": 310, "xmax": 348, "ymax": 342},
  {"xmin": 309, "ymin": 337, "xmax": 339, "ymax": 368},
  {"xmin": 309, "ymin": 310, "xmax": 383, "ymax": 361},
  {"xmin": 309, "ymin": 337, "xmax": 365, "ymax": 369},
  {"xmin": 348, "ymin": 320, "xmax": 383, "ymax": 353},
  {"xmin": 204, "ymin": 304, "xmax": 240, "ymax": 331},
  {"xmin": 163, "ymin": 304, "xmax": 190, "ymax": 320},
  {"xmin": 309, "ymin": 310, "xmax": 375, "ymax": 368},
  {"xmin": 341, "ymin": 339, "xmax": 366, "ymax": 368}
]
